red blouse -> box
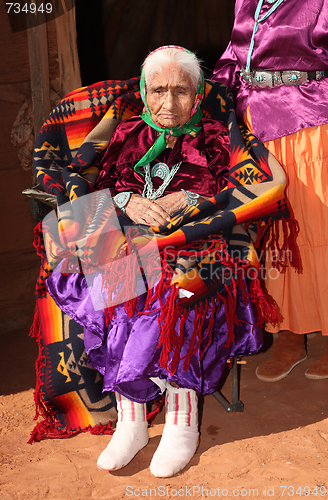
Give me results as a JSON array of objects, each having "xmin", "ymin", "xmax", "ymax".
[{"xmin": 96, "ymin": 116, "xmax": 230, "ymax": 198}]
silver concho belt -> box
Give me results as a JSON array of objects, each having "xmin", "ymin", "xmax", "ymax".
[{"xmin": 240, "ymin": 68, "xmax": 328, "ymax": 88}]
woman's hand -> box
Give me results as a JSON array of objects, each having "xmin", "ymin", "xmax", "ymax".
[
  {"xmin": 125, "ymin": 194, "xmax": 171, "ymax": 226},
  {"xmin": 154, "ymin": 191, "xmax": 188, "ymax": 216},
  {"xmin": 155, "ymin": 192, "xmax": 211, "ymax": 216}
]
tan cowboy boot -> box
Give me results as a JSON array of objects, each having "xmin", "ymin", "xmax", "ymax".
[
  {"xmin": 305, "ymin": 340, "xmax": 328, "ymax": 379},
  {"xmin": 256, "ymin": 330, "xmax": 307, "ymax": 382}
]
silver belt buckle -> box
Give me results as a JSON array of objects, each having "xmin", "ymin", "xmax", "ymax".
[
  {"xmin": 273, "ymin": 71, "xmax": 283, "ymax": 87},
  {"xmin": 281, "ymin": 70, "xmax": 308, "ymax": 85},
  {"xmin": 251, "ymin": 70, "xmax": 274, "ymax": 88},
  {"xmin": 240, "ymin": 67, "xmax": 252, "ymax": 84},
  {"xmin": 316, "ymin": 70, "xmax": 325, "ymax": 81}
]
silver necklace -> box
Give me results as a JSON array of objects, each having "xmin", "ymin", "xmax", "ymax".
[{"xmin": 142, "ymin": 161, "xmax": 182, "ymax": 200}]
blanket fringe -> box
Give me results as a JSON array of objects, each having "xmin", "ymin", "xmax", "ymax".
[
  {"xmin": 146, "ymin": 394, "xmax": 165, "ymax": 425},
  {"xmin": 28, "ymin": 419, "xmax": 114, "ymax": 444},
  {"xmin": 158, "ymin": 285, "xmax": 181, "ymax": 371},
  {"xmin": 247, "ymin": 267, "xmax": 278, "ymax": 327},
  {"xmin": 29, "ymin": 394, "xmax": 164, "ymax": 443},
  {"xmin": 33, "ymin": 221, "xmax": 53, "ymax": 297},
  {"xmin": 257, "ymin": 216, "xmax": 302, "ymax": 274},
  {"xmin": 29, "ymin": 303, "xmax": 53, "ymax": 423},
  {"xmin": 104, "ymin": 237, "xmax": 280, "ymax": 377},
  {"xmin": 154, "ymin": 264, "xmax": 276, "ymax": 376}
]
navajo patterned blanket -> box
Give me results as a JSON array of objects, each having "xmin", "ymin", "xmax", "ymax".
[
  {"xmin": 28, "ymin": 284, "xmax": 117, "ymax": 443},
  {"xmin": 29, "ymin": 78, "xmax": 292, "ymax": 441},
  {"xmin": 33, "ymin": 76, "xmax": 290, "ymax": 292}
]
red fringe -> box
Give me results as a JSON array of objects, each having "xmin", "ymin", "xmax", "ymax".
[
  {"xmin": 28, "ymin": 419, "xmax": 114, "ymax": 444},
  {"xmin": 248, "ymin": 268, "xmax": 278, "ymax": 327},
  {"xmin": 183, "ymin": 302, "xmax": 204, "ymax": 371},
  {"xmin": 28, "ymin": 399, "xmax": 164, "ymax": 443},
  {"xmin": 124, "ymin": 297, "xmax": 138, "ymax": 318},
  {"xmin": 137, "ymin": 237, "xmax": 280, "ymax": 376},
  {"xmin": 28, "ymin": 302, "xmax": 69, "ymax": 443},
  {"xmin": 170, "ymin": 309, "xmax": 188, "ymax": 373},
  {"xmin": 29, "ymin": 302, "xmax": 40, "ymax": 340},
  {"xmin": 252, "ymin": 219, "xmax": 273, "ymax": 249},
  {"xmin": 146, "ymin": 394, "xmax": 165, "ymax": 425},
  {"xmin": 259, "ymin": 216, "xmax": 302, "ymax": 274},
  {"xmin": 158, "ymin": 285, "xmax": 180, "ymax": 371},
  {"xmin": 29, "ymin": 303, "xmax": 53, "ymax": 423},
  {"xmin": 101, "ymin": 237, "xmax": 151, "ymax": 321},
  {"xmin": 33, "ymin": 221, "xmax": 46, "ymax": 260},
  {"xmin": 89, "ymin": 422, "xmax": 114, "ymax": 436}
]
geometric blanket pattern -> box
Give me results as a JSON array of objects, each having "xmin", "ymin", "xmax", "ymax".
[
  {"xmin": 29, "ymin": 76, "xmax": 294, "ymax": 441},
  {"xmin": 29, "ymin": 290, "xmax": 117, "ymax": 443}
]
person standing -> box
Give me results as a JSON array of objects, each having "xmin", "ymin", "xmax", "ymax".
[{"xmin": 212, "ymin": 0, "xmax": 328, "ymax": 381}]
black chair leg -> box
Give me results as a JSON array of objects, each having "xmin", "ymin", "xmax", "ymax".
[{"xmin": 212, "ymin": 357, "xmax": 244, "ymax": 413}]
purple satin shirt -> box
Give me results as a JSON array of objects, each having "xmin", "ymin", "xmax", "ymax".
[
  {"xmin": 96, "ymin": 116, "xmax": 230, "ymax": 197},
  {"xmin": 46, "ymin": 115, "xmax": 263, "ymax": 401},
  {"xmin": 211, "ymin": 0, "xmax": 328, "ymax": 142}
]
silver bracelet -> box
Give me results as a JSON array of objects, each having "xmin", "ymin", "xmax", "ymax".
[
  {"xmin": 113, "ymin": 191, "xmax": 133, "ymax": 214},
  {"xmin": 181, "ymin": 189, "xmax": 200, "ymax": 206}
]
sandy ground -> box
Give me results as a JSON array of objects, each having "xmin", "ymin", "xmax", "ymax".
[{"xmin": 1, "ymin": 329, "xmax": 328, "ymax": 500}]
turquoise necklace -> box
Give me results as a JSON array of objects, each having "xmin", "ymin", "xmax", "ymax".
[
  {"xmin": 142, "ymin": 161, "xmax": 182, "ymax": 200},
  {"xmin": 245, "ymin": 0, "xmax": 286, "ymax": 74}
]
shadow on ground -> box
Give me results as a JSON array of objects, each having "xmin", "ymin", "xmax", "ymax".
[
  {"xmin": 198, "ymin": 330, "xmax": 327, "ymax": 454},
  {"xmin": 0, "ymin": 327, "xmax": 38, "ymax": 395},
  {"xmin": 1, "ymin": 327, "xmax": 327, "ymax": 456}
]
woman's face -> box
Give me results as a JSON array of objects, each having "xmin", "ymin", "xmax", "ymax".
[{"xmin": 146, "ymin": 64, "xmax": 196, "ymax": 128}]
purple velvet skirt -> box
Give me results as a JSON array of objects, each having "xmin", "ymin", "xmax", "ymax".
[{"xmin": 46, "ymin": 268, "xmax": 263, "ymax": 403}]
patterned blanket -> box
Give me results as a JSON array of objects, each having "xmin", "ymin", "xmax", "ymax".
[
  {"xmin": 33, "ymin": 77, "xmax": 290, "ymax": 295},
  {"xmin": 29, "ymin": 77, "xmax": 292, "ymax": 440}
]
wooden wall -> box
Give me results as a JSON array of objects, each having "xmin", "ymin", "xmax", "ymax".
[
  {"xmin": 77, "ymin": 0, "xmax": 235, "ymax": 84},
  {"xmin": 103, "ymin": 0, "xmax": 235, "ymax": 79},
  {"xmin": 0, "ymin": 6, "xmax": 36, "ymax": 334},
  {"xmin": 0, "ymin": 1, "xmax": 81, "ymax": 334}
]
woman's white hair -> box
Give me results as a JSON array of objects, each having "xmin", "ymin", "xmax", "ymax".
[{"xmin": 142, "ymin": 47, "xmax": 201, "ymax": 90}]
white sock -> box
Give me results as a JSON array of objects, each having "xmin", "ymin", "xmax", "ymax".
[
  {"xmin": 150, "ymin": 385, "xmax": 199, "ymax": 478},
  {"xmin": 97, "ymin": 392, "xmax": 149, "ymax": 471}
]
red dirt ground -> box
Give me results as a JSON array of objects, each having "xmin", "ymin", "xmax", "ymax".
[{"xmin": 1, "ymin": 329, "xmax": 327, "ymax": 499}]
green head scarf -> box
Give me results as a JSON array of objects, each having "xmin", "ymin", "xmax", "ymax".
[{"xmin": 134, "ymin": 45, "xmax": 205, "ymax": 175}]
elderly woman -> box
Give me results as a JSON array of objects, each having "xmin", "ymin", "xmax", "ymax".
[{"xmin": 46, "ymin": 46, "xmax": 263, "ymax": 477}]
